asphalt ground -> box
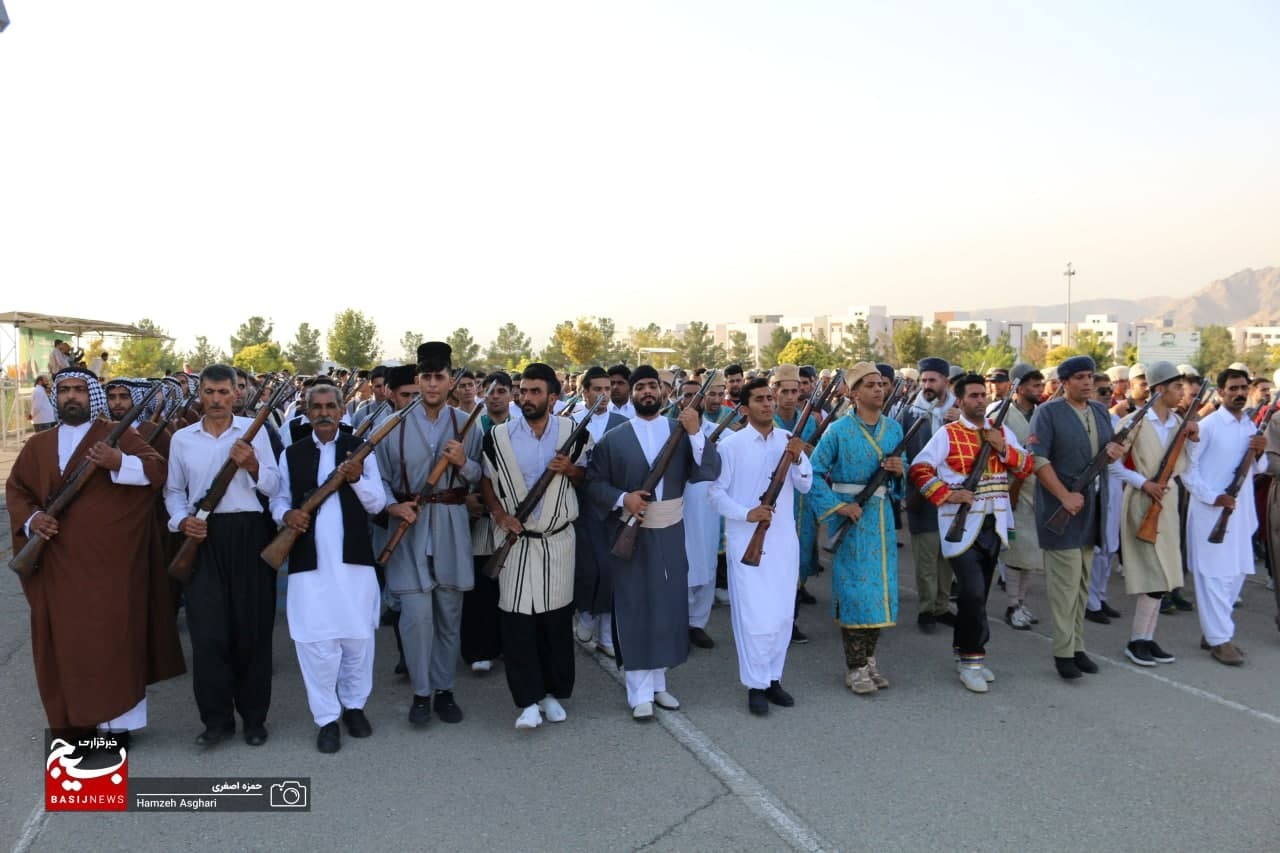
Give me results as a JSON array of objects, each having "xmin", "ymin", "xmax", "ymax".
[{"xmin": 1, "ymin": 488, "xmax": 1279, "ymax": 851}]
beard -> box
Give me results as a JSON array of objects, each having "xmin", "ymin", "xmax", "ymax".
[
  {"xmin": 521, "ymin": 401, "xmax": 549, "ymax": 421},
  {"xmin": 921, "ymin": 387, "xmax": 938, "ymax": 403},
  {"xmin": 58, "ymin": 402, "xmax": 89, "ymax": 425},
  {"xmin": 634, "ymin": 397, "xmax": 661, "ymax": 417},
  {"xmin": 109, "ymin": 410, "xmax": 128, "ymax": 421}
]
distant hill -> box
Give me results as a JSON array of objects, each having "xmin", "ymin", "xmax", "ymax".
[{"xmin": 965, "ymin": 267, "xmax": 1278, "ymax": 328}]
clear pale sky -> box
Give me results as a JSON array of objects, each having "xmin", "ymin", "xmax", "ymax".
[{"xmin": 1, "ymin": 1, "xmax": 1276, "ymax": 355}]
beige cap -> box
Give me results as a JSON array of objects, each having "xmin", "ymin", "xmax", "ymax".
[
  {"xmin": 1130, "ymin": 362, "xmax": 1147, "ymax": 379},
  {"xmin": 1105, "ymin": 366, "xmax": 1129, "ymax": 382},
  {"xmin": 658, "ymin": 370, "xmax": 675, "ymax": 385},
  {"xmin": 771, "ymin": 364, "xmax": 801, "ymax": 385},
  {"xmin": 899, "ymin": 367, "xmax": 919, "ymax": 380},
  {"xmin": 846, "ymin": 362, "xmax": 880, "ymax": 389},
  {"xmin": 1177, "ymin": 363, "xmax": 1199, "ymax": 378},
  {"xmin": 1228, "ymin": 361, "xmax": 1249, "ymax": 374}
]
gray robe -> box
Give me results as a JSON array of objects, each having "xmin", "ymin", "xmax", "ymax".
[
  {"xmin": 1027, "ymin": 398, "xmax": 1114, "ymax": 551},
  {"xmin": 574, "ymin": 411, "xmax": 631, "ymax": 614},
  {"xmin": 375, "ymin": 405, "xmax": 482, "ymax": 592},
  {"xmin": 586, "ymin": 418, "xmax": 721, "ymax": 670}
]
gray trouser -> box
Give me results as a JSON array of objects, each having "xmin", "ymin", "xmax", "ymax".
[
  {"xmin": 398, "ymin": 587, "xmax": 464, "ymax": 696},
  {"xmin": 910, "ymin": 531, "xmax": 952, "ymax": 616}
]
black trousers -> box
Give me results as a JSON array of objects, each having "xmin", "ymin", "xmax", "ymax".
[
  {"xmin": 500, "ymin": 604, "xmax": 574, "ymax": 708},
  {"xmin": 461, "ymin": 556, "xmax": 503, "ymax": 664},
  {"xmin": 184, "ymin": 511, "xmax": 276, "ymax": 730},
  {"xmin": 948, "ymin": 517, "xmax": 1001, "ymax": 657}
]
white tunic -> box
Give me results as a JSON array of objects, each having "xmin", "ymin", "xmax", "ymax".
[
  {"xmin": 683, "ymin": 417, "xmax": 723, "ymax": 587},
  {"xmin": 271, "ymin": 434, "xmax": 387, "ymax": 643},
  {"xmin": 1182, "ymin": 406, "xmax": 1267, "ymax": 579}
]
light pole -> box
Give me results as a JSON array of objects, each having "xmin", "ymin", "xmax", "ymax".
[{"xmin": 1063, "ymin": 262, "xmax": 1076, "ymax": 348}]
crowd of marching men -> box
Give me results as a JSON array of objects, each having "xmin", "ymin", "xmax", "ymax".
[{"xmin": 8, "ymin": 343, "xmax": 1280, "ymax": 755}]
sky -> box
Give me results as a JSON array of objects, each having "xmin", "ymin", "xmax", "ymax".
[{"xmin": 1, "ymin": 1, "xmax": 1277, "ymax": 357}]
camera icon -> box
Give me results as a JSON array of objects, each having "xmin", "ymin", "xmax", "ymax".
[{"xmin": 269, "ymin": 780, "xmax": 308, "ymax": 809}]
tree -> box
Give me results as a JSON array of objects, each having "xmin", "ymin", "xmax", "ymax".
[
  {"xmin": 539, "ymin": 321, "xmax": 574, "ymax": 367},
  {"xmin": 186, "ymin": 335, "xmax": 228, "ymax": 372},
  {"xmin": 230, "ymin": 316, "xmax": 274, "ymax": 356},
  {"xmin": 232, "ymin": 342, "xmax": 295, "ymax": 374},
  {"xmin": 1072, "ymin": 330, "xmax": 1114, "ymax": 370},
  {"xmin": 776, "ymin": 338, "xmax": 837, "ymax": 369},
  {"xmin": 285, "ymin": 322, "xmax": 324, "ymax": 374},
  {"xmin": 837, "ymin": 320, "xmax": 876, "ymax": 364},
  {"xmin": 623, "ymin": 323, "xmax": 676, "ymax": 366},
  {"xmin": 115, "ymin": 318, "xmax": 181, "ymax": 377},
  {"xmin": 967, "ymin": 332, "xmax": 1017, "ymax": 374},
  {"xmin": 484, "ymin": 322, "xmax": 534, "ymax": 368},
  {"xmin": 1020, "ymin": 329, "xmax": 1048, "ymax": 366},
  {"xmin": 1194, "ymin": 325, "xmax": 1236, "ymax": 377},
  {"xmin": 597, "ymin": 317, "xmax": 631, "ymax": 366},
  {"xmin": 947, "ymin": 325, "xmax": 990, "ymax": 370},
  {"xmin": 1115, "ymin": 343, "xmax": 1138, "ymax": 367},
  {"xmin": 673, "ymin": 321, "xmax": 725, "ymax": 368},
  {"xmin": 727, "ymin": 330, "xmax": 756, "ymax": 369},
  {"xmin": 892, "ymin": 319, "xmax": 928, "ymax": 367},
  {"xmin": 445, "ymin": 327, "xmax": 482, "ymax": 366},
  {"xmin": 1241, "ymin": 341, "xmax": 1270, "ymax": 379},
  {"xmin": 399, "ymin": 331, "xmax": 424, "ymax": 364},
  {"xmin": 758, "ymin": 327, "xmax": 792, "ymax": 368},
  {"xmin": 542, "ymin": 317, "xmax": 609, "ymax": 369},
  {"xmin": 327, "ymin": 309, "xmax": 380, "ymax": 368}
]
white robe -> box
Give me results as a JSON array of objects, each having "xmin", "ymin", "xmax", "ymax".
[
  {"xmin": 710, "ymin": 424, "xmax": 812, "ymax": 688},
  {"xmin": 1183, "ymin": 406, "xmax": 1266, "ymax": 580},
  {"xmin": 684, "ymin": 418, "xmax": 722, "ymax": 588}
]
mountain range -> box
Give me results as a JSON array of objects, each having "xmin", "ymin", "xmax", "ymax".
[{"xmin": 965, "ymin": 266, "xmax": 1280, "ymax": 329}]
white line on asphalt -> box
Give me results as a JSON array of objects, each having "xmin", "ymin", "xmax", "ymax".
[
  {"xmin": 586, "ymin": 649, "xmax": 834, "ymax": 853},
  {"xmin": 11, "ymin": 801, "xmax": 48, "ymax": 853}
]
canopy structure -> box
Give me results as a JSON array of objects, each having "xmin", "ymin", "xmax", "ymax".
[{"xmin": 0, "ymin": 311, "xmax": 166, "ymax": 338}]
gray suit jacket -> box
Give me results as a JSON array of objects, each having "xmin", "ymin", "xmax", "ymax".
[{"xmin": 1027, "ymin": 398, "xmax": 1114, "ymax": 550}]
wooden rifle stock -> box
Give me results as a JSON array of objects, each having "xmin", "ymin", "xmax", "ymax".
[
  {"xmin": 260, "ymin": 398, "xmax": 417, "ymax": 569},
  {"xmin": 826, "ymin": 417, "xmax": 925, "ymax": 554},
  {"xmin": 352, "ymin": 401, "xmax": 389, "ymax": 438},
  {"xmin": 167, "ymin": 395, "xmax": 281, "ymax": 583},
  {"xmin": 483, "ymin": 394, "xmax": 605, "ymax": 578},
  {"xmin": 1207, "ymin": 404, "xmax": 1279, "ymax": 544},
  {"xmin": 944, "ymin": 379, "xmax": 1021, "ymax": 543},
  {"xmin": 377, "ymin": 373, "xmax": 483, "ymax": 565},
  {"xmin": 709, "ymin": 406, "xmax": 744, "ymax": 443},
  {"xmin": 1045, "ymin": 394, "xmax": 1156, "ymax": 536},
  {"xmin": 10, "ymin": 381, "xmax": 163, "ymax": 577},
  {"xmin": 611, "ymin": 370, "xmax": 719, "ymax": 560},
  {"xmin": 1135, "ymin": 383, "xmax": 1213, "ymax": 544},
  {"xmin": 740, "ymin": 372, "xmax": 841, "ymax": 566}
]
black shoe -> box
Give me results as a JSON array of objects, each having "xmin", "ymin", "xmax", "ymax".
[
  {"xmin": 765, "ymin": 681, "xmax": 795, "ymax": 707},
  {"xmin": 747, "ymin": 688, "xmax": 769, "ymax": 716},
  {"xmin": 1084, "ymin": 608, "xmax": 1111, "ymax": 625},
  {"xmin": 433, "ymin": 690, "xmax": 463, "ymax": 724},
  {"xmin": 1159, "ymin": 595, "xmax": 1176, "ymax": 615},
  {"xmin": 934, "ymin": 611, "xmax": 956, "ymax": 628},
  {"xmin": 790, "ymin": 623, "xmax": 809, "ymax": 645},
  {"xmin": 409, "ymin": 694, "xmax": 431, "ymax": 726},
  {"xmin": 316, "ymin": 721, "xmax": 341, "ymax": 754},
  {"xmin": 1146, "ymin": 640, "xmax": 1176, "ymax": 664},
  {"xmin": 917, "ymin": 614, "xmax": 937, "ymax": 634},
  {"xmin": 1100, "ymin": 601, "xmax": 1122, "ymax": 618},
  {"xmin": 194, "ymin": 723, "xmax": 235, "ymax": 747},
  {"xmin": 689, "ymin": 627, "xmax": 716, "ymax": 649},
  {"xmin": 342, "ymin": 708, "xmax": 373, "ymax": 738},
  {"xmin": 1124, "ymin": 640, "xmax": 1156, "ymax": 667},
  {"xmin": 796, "ymin": 586, "xmax": 817, "ymax": 605},
  {"xmin": 394, "ymin": 657, "xmax": 408, "ymax": 676},
  {"xmin": 1074, "ymin": 651, "xmax": 1099, "ymax": 674},
  {"xmin": 243, "ymin": 725, "xmax": 269, "ymax": 747},
  {"xmin": 1055, "ymin": 656, "xmax": 1083, "ymax": 680},
  {"xmin": 1171, "ymin": 591, "xmax": 1195, "ymax": 612}
]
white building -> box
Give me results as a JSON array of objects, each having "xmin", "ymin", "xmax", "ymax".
[
  {"xmin": 1230, "ymin": 325, "xmax": 1280, "ymax": 353},
  {"xmin": 1079, "ymin": 313, "xmax": 1135, "ymax": 349},
  {"xmin": 714, "ymin": 315, "xmax": 780, "ymax": 366},
  {"xmin": 1031, "ymin": 321, "xmax": 1069, "ymax": 348}
]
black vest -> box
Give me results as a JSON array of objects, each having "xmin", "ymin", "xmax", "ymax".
[{"xmin": 285, "ymin": 432, "xmax": 376, "ymax": 573}]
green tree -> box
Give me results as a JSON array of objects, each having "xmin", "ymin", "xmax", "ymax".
[
  {"xmin": 623, "ymin": 323, "xmax": 676, "ymax": 365},
  {"xmin": 758, "ymin": 327, "xmax": 792, "ymax": 368},
  {"xmin": 948, "ymin": 325, "xmax": 990, "ymax": 370},
  {"xmin": 923, "ymin": 322, "xmax": 958, "ymax": 364},
  {"xmin": 545, "ymin": 317, "xmax": 609, "ymax": 369},
  {"xmin": 185, "ymin": 335, "xmax": 228, "ymax": 372},
  {"xmin": 230, "ymin": 316, "xmax": 274, "ymax": 356},
  {"xmin": 445, "ymin": 327, "xmax": 482, "ymax": 365},
  {"xmin": 1020, "ymin": 329, "xmax": 1048, "ymax": 366},
  {"xmin": 673, "ymin": 321, "xmax": 724, "ymax": 368},
  {"xmin": 285, "ymin": 322, "xmax": 324, "ymax": 374},
  {"xmin": 232, "ymin": 342, "xmax": 295, "ymax": 374},
  {"xmin": 1072, "ymin": 330, "xmax": 1114, "ymax": 370},
  {"xmin": 597, "ymin": 317, "xmax": 631, "ymax": 366},
  {"xmin": 837, "ymin": 320, "xmax": 876, "ymax": 364},
  {"xmin": 727, "ymin": 330, "xmax": 756, "ymax": 368},
  {"xmin": 539, "ymin": 321, "xmax": 574, "ymax": 367},
  {"xmin": 484, "ymin": 322, "xmax": 534, "ymax": 368},
  {"xmin": 327, "ymin": 309, "xmax": 380, "ymax": 368},
  {"xmin": 399, "ymin": 331, "xmax": 424, "ymax": 364},
  {"xmin": 892, "ymin": 319, "xmax": 928, "ymax": 367},
  {"xmin": 776, "ymin": 338, "xmax": 837, "ymax": 369},
  {"xmin": 1241, "ymin": 341, "xmax": 1270, "ymax": 379},
  {"xmin": 1115, "ymin": 343, "xmax": 1138, "ymax": 367},
  {"xmin": 967, "ymin": 332, "xmax": 1017, "ymax": 374},
  {"xmin": 116, "ymin": 318, "xmax": 181, "ymax": 377},
  {"xmin": 1194, "ymin": 325, "xmax": 1237, "ymax": 377}
]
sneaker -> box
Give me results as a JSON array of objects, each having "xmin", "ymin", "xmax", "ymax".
[
  {"xmin": 1020, "ymin": 604, "xmax": 1039, "ymax": 624},
  {"xmin": 790, "ymin": 623, "xmax": 809, "ymax": 645},
  {"xmin": 515, "ymin": 704, "xmax": 543, "ymax": 730},
  {"xmin": 470, "ymin": 660, "xmax": 493, "ymax": 673},
  {"xmin": 538, "ymin": 695, "xmax": 567, "ymax": 723},
  {"xmin": 1100, "ymin": 600, "xmax": 1122, "ymax": 618},
  {"xmin": 342, "ymin": 708, "xmax": 372, "ymax": 738},
  {"xmin": 765, "ymin": 680, "xmax": 795, "ymax": 707},
  {"xmin": 1159, "ymin": 595, "xmax": 1176, "ymax": 615},
  {"xmin": 1171, "ymin": 590, "xmax": 1195, "ymax": 612},
  {"xmin": 1124, "ymin": 640, "xmax": 1157, "ymax": 667},
  {"xmin": 1055, "ymin": 656, "xmax": 1082, "ymax": 680},
  {"xmin": 1073, "ymin": 651, "xmax": 1099, "ymax": 674},
  {"xmin": 846, "ymin": 665, "xmax": 878, "ymax": 695},
  {"xmin": 408, "ymin": 694, "xmax": 431, "ymax": 726},
  {"xmin": 1005, "ymin": 605, "xmax": 1032, "ymax": 630},
  {"xmin": 1146, "ymin": 640, "xmax": 1176, "ymax": 664},
  {"xmin": 866, "ymin": 656, "xmax": 890, "ymax": 689},
  {"xmin": 959, "ymin": 665, "xmax": 989, "ymax": 693},
  {"xmin": 433, "ymin": 690, "xmax": 463, "ymax": 724},
  {"xmin": 747, "ymin": 688, "xmax": 769, "ymax": 716},
  {"xmin": 573, "ymin": 615, "xmax": 595, "ymax": 645}
]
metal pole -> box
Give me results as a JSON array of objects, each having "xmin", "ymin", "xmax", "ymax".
[{"xmin": 1063, "ymin": 262, "xmax": 1076, "ymax": 348}]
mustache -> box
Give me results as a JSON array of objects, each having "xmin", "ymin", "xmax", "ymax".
[{"xmin": 313, "ymin": 416, "xmax": 338, "ymax": 426}]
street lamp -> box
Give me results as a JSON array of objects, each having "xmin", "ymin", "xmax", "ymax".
[{"xmin": 1063, "ymin": 262, "xmax": 1076, "ymax": 348}]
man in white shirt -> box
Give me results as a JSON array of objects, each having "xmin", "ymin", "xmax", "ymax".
[
  {"xmin": 29, "ymin": 374, "xmax": 57, "ymax": 431},
  {"xmin": 606, "ymin": 364, "xmax": 637, "ymax": 420},
  {"xmin": 165, "ymin": 364, "xmax": 281, "ymax": 747}
]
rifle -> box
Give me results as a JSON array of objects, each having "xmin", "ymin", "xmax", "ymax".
[
  {"xmin": 482, "ymin": 393, "xmax": 606, "ymax": 578},
  {"xmin": 1136, "ymin": 381, "xmax": 1213, "ymax": 544},
  {"xmin": 137, "ymin": 396, "xmax": 170, "ymax": 445},
  {"xmin": 167, "ymin": 391, "xmax": 285, "ymax": 583},
  {"xmin": 882, "ymin": 377, "xmax": 905, "ymax": 415},
  {"xmin": 10, "ymin": 381, "xmax": 163, "ymax": 577},
  {"xmin": 809, "ymin": 397, "xmax": 848, "ymax": 447},
  {"xmin": 944, "ymin": 378, "xmax": 1022, "ymax": 543},
  {"xmin": 825, "ymin": 416, "xmax": 926, "ymax": 554},
  {"xmin": 260, "ymin": 398, "xmax": 419, "ymax": 570},
  {"xmin": 1045, "ymin": 394, "xmax": 1156, "ymax": 536},
  {"xmin": 1207, "ymin": 404, "xmax": 1280, "ymax": 544},
  {"xmin": 708, "ymin": 406, "xmax": 744, "ymax": 443},
  {"xmin": 611, "ymin": 370, "xmax": 719, "ymax": 560},
  {"xmin": 376, "ymin": 374, "xmax": 489, "ymax": 565},
  {"xmin": 741, "ymin": 371, "xmax": 842, "ymax": 566},
  {"xmin": 353, "ymin": 400, "xmax": 390, "ymax": 438}
]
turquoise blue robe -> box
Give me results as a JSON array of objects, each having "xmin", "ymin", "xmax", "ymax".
[
  {"xmin": 808, "ymin": 414, "xmax": 904, "ymax": 628},
  {"xmin": 775, "ymin": 409, "xmax": 821, "ymax": 583}
]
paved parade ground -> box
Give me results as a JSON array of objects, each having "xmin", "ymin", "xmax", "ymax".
[{"xmin": 1, "ymin": 449, "xmax": 1279, "ymax": 852}]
